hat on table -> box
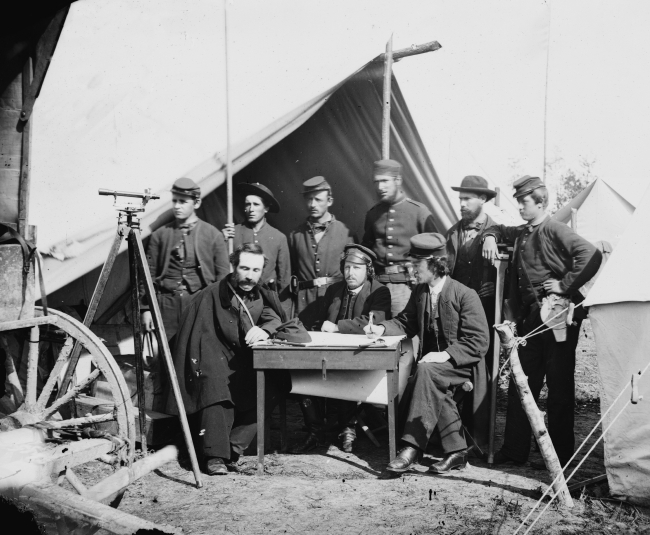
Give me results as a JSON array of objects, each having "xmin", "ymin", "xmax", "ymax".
[{"xmin": 235, "ymin": 182, "xmax": 280, "ymax": 213}]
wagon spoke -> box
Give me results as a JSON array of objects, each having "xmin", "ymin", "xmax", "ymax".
[{"xmin": 36, "ymin": 337, "xmax": 75, "ymax": 412}]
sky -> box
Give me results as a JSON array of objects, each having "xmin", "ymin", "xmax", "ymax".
[{"xmin": 388, "ymin": 0, "xmax": 650, "ymax": 209}]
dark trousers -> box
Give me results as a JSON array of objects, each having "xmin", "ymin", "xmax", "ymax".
[
  {"xmin": 191, "ymin": 371, "xmax": 289, "ymax": 460},
  {"xmin": 190, "ymin": 402, "xmax": 257, "ymax": 460},
  {"xmin": 501, "ymin": 317, "xmax": 581, "ymax": 464},
  {"xmin": 400, "ymin": 360, "xmax": 472, "ymax": 453},
  {"xmin": 158, "ymin": 291, "xmax": 196, "ymax": 341},
  {"xmin": 299, "ymin": 396, "xmax": 358, "ymax": 433}
]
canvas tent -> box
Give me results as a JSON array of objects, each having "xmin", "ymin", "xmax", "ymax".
[
  {"xmin": 583, "ymin": 182, "xmax": 650, "ymax": 506},
  {"xmin": 552, "ymin": 178, "xmax": 635, "ymax": 247},
  {"xmin": 28, "ymin": 0, "xmax": 456, "ymax": 317}
]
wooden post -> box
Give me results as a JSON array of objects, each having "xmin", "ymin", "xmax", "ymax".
[
  {"xmin": 487, "ymin": 254, "xmax": 508, "ymax": 463},
  {"xmin": 570, "ymin": 208, "xmax": 578, "ymax": 232},
  {"xmin": 374, "ymin": 40, "xmax": 441, "ymax": 63},
  {"xmin": 381, "ymin": 35, "xmax": 394, "ymax": 159},
  {"xmin": 494, "ymin": 321, "xmax": 574, "ymax": 508},
  {"xmin": 18, "ymin": 58, "xmax": 33, "ymax": 237},
  {"xmin": 224, "ymin": 0, "xmax": 234, "ymax": 255}
]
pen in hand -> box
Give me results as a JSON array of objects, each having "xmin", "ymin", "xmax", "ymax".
[{"xmin": 367, "ymin": 311, "xmax": 377, "ymax": 339}]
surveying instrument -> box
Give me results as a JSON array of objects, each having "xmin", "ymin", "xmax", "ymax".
[{"xmin": 57, "ymin": 188, "xmax": 203, "ymax": 487}]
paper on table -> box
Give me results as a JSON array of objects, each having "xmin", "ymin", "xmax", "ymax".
[{"xmin": 300, "ymin": 331, "xmax": 405, "ymax": 347}]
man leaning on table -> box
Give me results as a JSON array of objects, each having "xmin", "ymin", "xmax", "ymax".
[
  {"xmin": 289, "ymin": 244, "xmax": 392, "ymax": 454},
  {"xmin": 365, "ymin": 233, "xmax": 489, "ymax": 475}
]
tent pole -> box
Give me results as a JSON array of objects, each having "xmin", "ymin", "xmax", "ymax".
[
  {"xmin": 381, "ymin": 35, "xmax": 394, "ymax": 160},
  {"xmin": 570, "ymin": 208, "xmax": 578, "ymax": 232},
  {"xmin": 224, "ymin": 0, "xmax": 234, "ymax": 255}
]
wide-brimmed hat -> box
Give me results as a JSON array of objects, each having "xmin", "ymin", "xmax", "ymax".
[
  {"xmin": 451, "ymin": 175, "xmax": 497, "ymax": 200},
  {"xmin": 235, "ymin": 182, "xmax": 280, "ymax": 213}
]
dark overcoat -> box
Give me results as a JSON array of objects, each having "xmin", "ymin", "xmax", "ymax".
[
  {"xmin": 165, "ymin": 277, "xmax": 310, "ymax": 415},
  {"xmin": 313, "ymin": 279, "xmax": 392, "ymax": 333},
  {"xmin": 380, "ymin": 277, "xmax": 490, "ymax": 445}
]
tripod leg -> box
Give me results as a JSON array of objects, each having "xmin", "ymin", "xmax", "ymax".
[
  {"xmin": 58, "ymin": 224, "xmax": 128, "ymax": 399},
  {"xmin": 130, "ymin": 228, "xmax": 203, "ymax": 488},
  {"xmin": 128, "ymin": 231, "xmax": 148, "ymax": 455}
]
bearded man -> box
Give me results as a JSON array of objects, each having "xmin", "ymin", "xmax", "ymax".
[{"xmin": 166, "ymin": 243, "xmax": 310, "ymax": 475}]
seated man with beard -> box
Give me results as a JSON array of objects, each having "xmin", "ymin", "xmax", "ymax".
[
  {"xmin": 290, "ymin": 244, "xmax": 391, "ymax": 454},
  {"xmin": 166, "ymin": 243, "xmax": 310, "ymax": 475}
]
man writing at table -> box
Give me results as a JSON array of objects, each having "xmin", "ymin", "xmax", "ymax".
[
  {"xmin": 365, "ymin": 233, "xmax": 489, "ymax": 475},
  {"xmin": 290, "ymin": 244, "xmax": 391, "ymax": 454},
  {"xmin": 166, "ymin": 243, "xmax": 310, "ymax": 475}
]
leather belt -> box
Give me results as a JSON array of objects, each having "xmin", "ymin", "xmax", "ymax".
[
  {"xmin": 376, "ymin": 264, "xmax": 408, "ymax": 275},
  {"xmin": 297, "ymin": 276, "xmax": 342, "ymax": 291}
]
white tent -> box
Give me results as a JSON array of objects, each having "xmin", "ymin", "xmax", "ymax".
[
  {"xmin": 584, "ymin": 182, "xmax": 650, "ymax": 506},
  {"xmin": 552, "ymin": 178, "xmax": 635, "ymax": 247},
  {"xmin": 30, "ymin": 0, "xmax": 457, "ymax": 315}
]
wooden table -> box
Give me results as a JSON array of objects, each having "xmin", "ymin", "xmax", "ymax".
[{"xmin": 253, "ymin": 342, "xmax": 403, "ymax": 474}]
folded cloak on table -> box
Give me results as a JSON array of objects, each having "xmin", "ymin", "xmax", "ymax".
[{"xmin": 165, "ymin": 277, "xmax": 311, "ymax": 416}]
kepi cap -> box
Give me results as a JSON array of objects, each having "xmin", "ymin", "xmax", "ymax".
[
  {"xmin": 451, "ymin": 175, "xmax": 497, "ymax": 200},
  {"xmin": 302, "ymin": 176, "xmax": 332, "ymax": 195},
  {"xmin": 235, "ymin": 182, "xmax": 280, "ymax": 213},
  {"xmin": 171, "ymin": 177, "xmax": 201, "ymax": 199},
  {"xmin": 512, "ymin": 175, "xmax": 545, "ymax": 199},
  {"xmin": 408, "ymin": 233, "xmax": 447, "ymax": 259},
  {"xmin": 342, "ymin": 244, "xmax": 377, "ymax": 265},
  {"xmin": 373, "ymin": 159, "xmax": 402, "ymax": 178}
]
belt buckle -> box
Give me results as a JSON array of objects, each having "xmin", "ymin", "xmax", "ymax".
[{"xmin": 314, "ymin": 277, "xmax": 327, "ymax": 287}]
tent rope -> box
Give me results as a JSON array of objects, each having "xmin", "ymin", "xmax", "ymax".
[{"xmin": 513, "ymin": 361, "xmax": 650, "ymax": 534}]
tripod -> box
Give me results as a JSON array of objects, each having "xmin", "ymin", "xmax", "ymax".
[{"xmin": 57, "ymin": 188, "xmax": 203, "ymax": 487}]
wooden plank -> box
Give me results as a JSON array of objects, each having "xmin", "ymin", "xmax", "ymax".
[
  {"xmin": 20, "ymin": 6, "xmax": 70, "ymax": 124},
  {"xmin": 257, "ymin": 370, "xmax": 265, "ymax": 474},
  {"xmin": 18, "ymin": 57, "xmax": 32, "ymax": 236},
  {"xmin": 0, "ymin": 244, "xmax": 36, "ymax": 322},
  {"xmin": 20, "ymin": 483, "xmax": 181, "ymax": 535},
  {"xmin": 0, "ymin": 69, "xmax": 23, "ymax": 226},
  {"xmin": 375, "ymin": 40, "xmax": 442, "ymax": 62},
  {"xmin": 253, "ymin": 350, "xmax": 398, "ymax": 370},
  {"xmin": 0, "ymin": 313, "xmax": 57, "ymax": 332}
]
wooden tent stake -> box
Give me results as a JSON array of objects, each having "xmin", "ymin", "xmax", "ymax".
[{"xmin": 494, "ymin": 321, "xmax": 574, "ymax": 508}]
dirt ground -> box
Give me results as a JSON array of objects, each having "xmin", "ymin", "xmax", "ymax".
[{"xmin": 31, "ymin": 321, "xmax": 650, "ymax": 533}]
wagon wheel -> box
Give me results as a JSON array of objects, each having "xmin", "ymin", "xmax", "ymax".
[{"xmin": 0, "ymin": 306, "xmax": 136, "ymax": 523}]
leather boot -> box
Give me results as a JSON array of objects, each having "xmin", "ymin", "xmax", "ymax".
[
  {"xmin": 289, "ymin": 397, "xmax": 325, "ymax": 454},
  {"xmin": 429, "ymin": 447, "xmax": 470, "ymax": 474},
  {"xmin": 386, "ymin": 446, "xmax": 422, "ymax": 473}
]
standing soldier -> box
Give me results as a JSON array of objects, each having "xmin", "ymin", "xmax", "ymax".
[
  {"xmin": 482, "ymin": 175, "xmax": 602, "ymax": 467},
  {"xmin": 445, "ymin": 175, "xmax": 498, "ymax": 448},
  {"xmin": 141, "ymin": 177, "xmax": 230, "ymax": 341},
  {"xmin": 141, "ymin": 177, "xmax": 230, "ymax": 411},
  {"xmin": 222, "ymin": 182, "xmax": 291, "ymax": 302},
  {"xmin": 363, "ymin": 159, "xmax": 436, "ymax": 316},
  {"xmin": 289, "ymin": 176, "xmax": 354, "ymax": 327}
]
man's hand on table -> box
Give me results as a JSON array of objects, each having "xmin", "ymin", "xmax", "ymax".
[
  {"xmin": 245, "ymin": 326, "xmax": 270, "ymax": 346},
  {"xmin": 321, "ymin": 320, "xmax": 340, "ymax": 333},
  {"xmin": 420, "ymin": 351, "xmax": 450, "ymax": 364},
  {"xmin": 363, "ymin": 323, "xmax": 386, "ymax": 338}
]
